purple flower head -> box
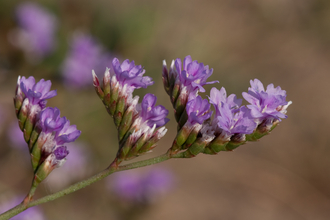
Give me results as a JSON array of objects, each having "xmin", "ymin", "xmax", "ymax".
[
  {"xmin": 209, "ymin": 87, "xmax": 242, "ymax": 117},
  {"xmin": 54, "ymin": 146, "xmax": 69, "ymax": 160},
  {"xmin": 110, "ymin": 168, "xmax": 174, "ymax": 203},
  {"xmin": 55, "ymin": 120, "xmax": 81, "ymax": 145},
  {"xmin": 39, "ymin": 107, "xmax": 66, "ymax": 133},
  {"xmin": 175, "ymin": 55, "xmax": 218, "ymax": 93},
  {"xmin": 14, "ymin": 2, "xmax": 57, "ymax": 59},
  {"xmin": 62, "ymin": 33, "xmax": 113, "ymax": 88},
  {"xmin": 20, "ymin": 76, "xmax": 57, "ymax": 108},
  {"xmin": 138, "ymin": 93, "xmax": 169, "ymax": 128},
  {"xmin": 217, "ymin": 102, "xmax": 257, "ymax": 136},
  {"xmin": 242, "ymin": 79, "xmax": 290, "ymax": 122},
  {"xmin": 186, "ymin": 96, "xmax": 212, "ymax": 125},
  {"xmin": 112, "ymin": 58, "xmax": 154, "ymax": 93}
]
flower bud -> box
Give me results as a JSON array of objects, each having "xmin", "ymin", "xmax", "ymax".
[
  {"xmin": 118, "ymin": 96, "xmax": 139, "ymax": 141},
  {"xmin": 92, "ymin": 70, "xmax": 104, "ymax": 101},
  {"xmin": 114, "ymin": 84, "xmax": 128, "ymax": 127},
  {"xmin": 174, "ymin": 86, "xmax": 188, "ymax": 122},
  {"xmin": 162, "ymin": 60, "xmax": 170, "ymax": 95},
  {"xmin": 108, "ymin": 75, "xmax": 119, "ymax": 115}
]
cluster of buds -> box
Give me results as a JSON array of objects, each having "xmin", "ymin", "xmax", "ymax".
[
  {"xmin": 163, "ymin": 55, "xmax": 292, "ymax": 158},
  {"xmin": 93, "ymin": 58, "xmax": 169, "ymax": 165},
  {"xmin": 13, "ymin": 76, "xmax": 81, "ymax": 197}
]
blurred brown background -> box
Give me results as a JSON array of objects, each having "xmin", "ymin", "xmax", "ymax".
[{"xmin": 1, "ymin": 0, "xmax": 330, "ymax": 219}]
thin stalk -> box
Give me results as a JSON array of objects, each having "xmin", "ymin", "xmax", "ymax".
[{"xmin": 0, "ymin": 153, "xmax": 173, "ymax": 220}]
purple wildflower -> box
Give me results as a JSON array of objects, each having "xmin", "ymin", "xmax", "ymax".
[
  {"xmin": 186, "ymin": 96, "xmax": 212, "ymax": 125},
  {"xmin": 13, "ymin": 2, "xmax": 57, "ymax": 61},
  {"xmin": 175, "ymin": 55, "xmax": 218, "ymax": 93},
  {"xmin": 217, "ymin": 102, "xmax": 257, "ymax": 136},
  {"xmin": 36, "ymin": 107, "xmax": 80, "ymax": 156},
  {"xmin": 242, "ymin": 79, "xmax": 292, "ymax": 122},
  {"xmin": 62, "ymin": 33, "xmax": 113, "ymax": 88},
  {"xmin": 53, "ymin": 146, "xmax": 69, "ymax": 160},
  {"xmin": 39, "ymin": 107, "xmax": 66, "ymax": 133},
  {"xmin": 209, "ymin": 87, "xmax": 242, "ymax": 117},
  {"xmin": 20, "ymin": 76, "xmax": 57, "ymax": 109},
  {"xmin": 112, "ymin": 58, "xmax": 154, "ymax": 93},
  {"xmin": 55, "ymin": 120, "xmax": 81, "ymax": 145},
  {"xmin": 138, "ymin": 93, "xmax": 169, "ymax": 128}
]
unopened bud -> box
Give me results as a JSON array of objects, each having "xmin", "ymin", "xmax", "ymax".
[
  {"xmin": 174, "ymin": 86, "xmax": 188, "ymax": 122},
  {"xmin": 18, "ymin": 99, "xmax": 29, "ymax": 130},
  {"xmin": 92, "ymin": 70, "xmax": 105, "ymax": 101}
]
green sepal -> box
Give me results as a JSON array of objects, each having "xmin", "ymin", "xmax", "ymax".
[
  {"xmin": 103, "ymin": 93, "xmax": 111, "ymax": 108},
  {"xmin": 225, "ymin": 141, "xmax": 245, "ymax": 151},
  {"xmin": 31, "ymin": 141, "xmax": 43, "ymax": 171},
  {"xmin": 175, "ymin": 125, "xmax": 192, "ymax": 147},
  {"xmin": 29, "ymin": 124, "xmax": 41, "ymax": 151},
  {"xmin": 118, "ymin": 110, "xmax": 134, "ymax": 142},
  {"xmin": 18, "ymin": 100, "xmax": 29, "ymax": 131},
  {"xmin": 109, "ymin": 86, "xmax": 119, "ymax": 115},
  {"xmin": 203, "ymin": 147, "xmax": 217, "ymax": 155},
  {"xmin": 177, "ymin": 111, "xmax": 188, "ymax": 131},
  {"xmin": 171, "ymin": 78, "xmax": 181, "ymax": 105},
  {"xmin": 186, "ymin": 138, "xmax": 206, "ymax": 156},
  {"xmin": 174, "ymin": 93, "xmax": 188, "ymax": 123},
  {"xmin": 14, "ymin": 96, "xmax": 23, "ymax": 116},
  {"xmin": 114, "ymin": 97, "xmax": 126, "ymax": 127},
  {"xmin": 246, "ymin": 123, "xmax": 278, "ymax": 141},
  {"xmin": 182, "ymin": 125, "xmax": 201, "ymax": 150}
]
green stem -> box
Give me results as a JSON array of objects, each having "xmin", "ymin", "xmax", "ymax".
[{"xmin": 0, "ymin": 153, "xmax": 173, "ymax": 220}]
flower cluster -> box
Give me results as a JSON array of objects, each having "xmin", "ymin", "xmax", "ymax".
[
  {"xmin": 163, "ymin": 55, "xmax": 291, "ymax": 157},
  {"xmin": 10, "ymin": 2, "xmax": 57, "ymax": 62},
  {"xmin": 13, "ymin": 76, "xmax": 81, "ymax": 198},
  {"xmin": 93, "ymin": 57, "xmax": 169, "ymax": 165}
]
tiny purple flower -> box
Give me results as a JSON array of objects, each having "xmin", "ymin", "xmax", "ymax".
[
  {"xmin": 20, "ymin": 76, "xmax": 57, "ymax": 109},
  {"xmin": 209, "ymin": 87, "xmax": 242, "ymax": 117},
  {"xmin": 39, "ymin": 107, "xmax": 66, "ymax": 133},
  {"xmin": 55, "ymin": 120, "xmax": 81, "ymax": 145},
  {"xmin": 13, "ymin": 2, "xmax": 57, "ymax": 60},
  {"xmin": 175, "ymin": 55, "xmax": 218, "ymax": 93},
  {"xmin": 112, "ymin": 58, "xmax": 154, "ymax": 93},
  {"xmin": 62, "ymin": 33, "xmax": 113, "ymax": 88},
  {"xmin": 242, "ymin": 79, "xmax": 291, "ymax": 122},
  {"xmin": 217, "ymin": 102, "xmax": 257, "ymax": 136},
  {"xmin": 53, "ymin": 146, "xmax": 69, "ymax": 160},
  {"xmin": 186, "ymin": 95, "xmax": 212, "ymax": 125},
  {"xmin": 138, "ymin": 93, "xmax": 169, "ymax": 128}
]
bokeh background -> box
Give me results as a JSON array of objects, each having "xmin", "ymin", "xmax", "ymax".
[{"xmin": 1, "ymin": 0, "xmax": 330, "ymax": 219}]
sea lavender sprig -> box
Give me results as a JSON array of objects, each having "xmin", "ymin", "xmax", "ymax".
[
  {"xmin": 162, "ymin": 55, "xmax": 218, "ymax": 128},
  {"xmin": 242, "ymin": 79, "xmax": 292, "ymax": 141},
  {"xmin": 1, "ymin": 56, "xmax": 292, "ymax": 220},
  {"xmin": 12, "ymin": 76, "xmax": 81, "ymax": 203},
  {"xmin": 93, "ymin": 58, "xmax": 169, "ymax": 166},
  {"xmin": 14, "ymin": 76, "xmax": 57, "ymax": 143}
]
